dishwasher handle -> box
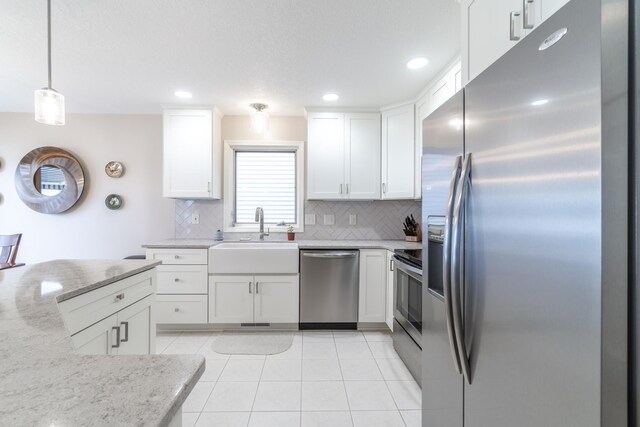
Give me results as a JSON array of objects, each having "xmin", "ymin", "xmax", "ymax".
[{"xmin": 302, "ymin": 252, "xmax": 357, "ymax": 259}]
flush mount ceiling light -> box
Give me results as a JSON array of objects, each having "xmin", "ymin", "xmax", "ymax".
[
  {"xmin": 174, "ymin": 90, "xmax": 192, "ymax": 99},
  {"xmin": 34, "ymin": 0, "xmax": 65, "ymax": 126},
  {"xmin": 249, "ymin": 103, "xmax": 270, "ymax": 134},
  {"xmin": 323, "ymin": 93, "xmax": 339, "ymax": 101},
  {"xmin": 406, "ymin": 57, "xmax": 429, "ymax": 70}
]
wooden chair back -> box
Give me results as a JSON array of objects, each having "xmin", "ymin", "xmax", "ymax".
[{"xmin": 0, "ymin": 234, "xmax": 22, "ymax": 266}]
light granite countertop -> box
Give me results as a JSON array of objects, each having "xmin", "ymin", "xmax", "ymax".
[
  {"xmin": 0, "ymin": 259, "xmax": 205, "ymax": 427},
  {"xmin": 144, "ymin": 239, "xmax": 421, "ymax": 252}
]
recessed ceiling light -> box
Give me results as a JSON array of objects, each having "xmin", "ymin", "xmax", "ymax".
[
  {"xmin": 174, "ymin": 90, "xmax": 192, "ymax": 99},
  {"xmin": 406, "ymin": 57, "xmax": 429, "ymax": 70},
  {"xmin": 531, "ymin": 99, "xmax": 549, "ymax": 106},
  {"xmin": 323, "ymin": 93, "xmax": 339, "ymax": 101}
]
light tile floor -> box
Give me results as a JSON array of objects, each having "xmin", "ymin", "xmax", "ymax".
[{"xmin": 157, "ymin": 330, "xmax": 421, "ymax": 427}]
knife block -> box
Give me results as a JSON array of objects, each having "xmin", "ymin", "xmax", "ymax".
[{"xmin": 405, "ymin": 224, "xmax": 422, "ymax": 242}]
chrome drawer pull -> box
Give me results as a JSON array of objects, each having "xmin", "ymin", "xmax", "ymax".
[
  {"xmin": 115, "ymin": 293, "xmax": 125, "ymax": 301},
  {"xmin": 174, "ymin": 255, "xmax": 180, "ymax": 259},
  {"xmin": 174, "ymin": 278, "xmax": 180, "ymax": 282},
  {"xmin": 111, "ymin": 326, "xmax": 120, "ymax": 348},
  {"xmin": 120, "ymin": 321, "xmax": 129, "ymax": 342},
  {"xmin": 174, "ymin": 308, "xmax": 180, "ymax": 312}
]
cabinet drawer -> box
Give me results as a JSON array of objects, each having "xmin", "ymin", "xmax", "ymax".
[
  {"xmin": 157, "ymin": 265, "xmax": 208, "ymax": 294},
  {"xmin": 146, "ymin": 248, "xmax": 208, "ymax": 265},
  {"xmin": 59, "ymin": 269, "xmax": 156, "ymax": 335},
  {"xmin": 157, "ymin": 295, "xmax": 208, "ymax": 324}
]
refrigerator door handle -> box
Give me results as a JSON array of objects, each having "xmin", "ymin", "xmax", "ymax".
[
  {"xmin": 451, "ymin": 153, "xmax": 473, "ymax": 385},
  {"xmin": 443, "ymin": 155, "xmax": 463, "ymax": 374}
]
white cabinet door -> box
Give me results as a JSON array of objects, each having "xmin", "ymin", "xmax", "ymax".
[
  {"xmin": 358, "ymin": 249, "xmax": 388, "ymax": 323},
  {"xmin": 209, "ymin": 275, "xmax": 254, "ymax": 323},
  {"xmin": 116, "ymin": 295, "xmax": 155, "ymax": 355},
  {"xmin": 539, "ymin": 0, "xmax": 570, "ymax": 22},
  {"xmin": 414, "ymin": 94, "xmax": 429, "ymax": 200},
  {"xmin": 163, "ymin": 109, "xmax": 221, "ymax": 199},
  {"xmin": 71, "ymin": 314, "xmax": 119, "ymax": 355},
  {"xmin": 307, "ymin": 112, "xmax": 345, "ymax": 200},
  {"xmin": 381, "ymin": 104, "xmax": 415, "ymax": 200},
  {"xmin": 344, "ymin": 113, "xmax": 381, "ymax": 200},
  {"xmin": 254, "ymin": 275, "xmax": 299, "ymax": 324},
  {"xmin": 462, "ymin": 0, "xmax": 523, "ymax": 83},
  {"xmin": 386, "ymin": 251, "xmax": 395, "ymax": 331}
]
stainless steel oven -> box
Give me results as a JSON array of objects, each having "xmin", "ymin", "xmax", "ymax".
[{"xmin": 393, "ymin": 254, "xmax": 423, "ymax": 346}]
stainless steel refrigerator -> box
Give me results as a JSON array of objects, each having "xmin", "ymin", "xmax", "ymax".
[{"xmin": 421, "ymin": 0, "xmax": 632, "ymax": 426}]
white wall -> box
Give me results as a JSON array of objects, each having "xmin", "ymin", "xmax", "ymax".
[{"xmin": 0, "ymin": 113, "xmax": 174, "ymax": 264}]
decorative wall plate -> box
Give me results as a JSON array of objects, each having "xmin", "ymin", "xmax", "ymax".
[
  {"xmin": 105, "ymin": 161, "xmax": 124, "ymax": 178},
  {"xmin": 105, "ymin": 194, "xmax": 123, "ymax": 210}
]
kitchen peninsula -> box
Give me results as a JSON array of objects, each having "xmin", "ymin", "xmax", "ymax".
[{"xmin": 0, "ymin": 259, "xmax": 204, "ymax": 427}]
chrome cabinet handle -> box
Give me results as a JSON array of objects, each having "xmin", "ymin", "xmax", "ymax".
[
  {"xmin": 120, "ymin": 321, "xmax": 129, "ymax": 342},
  {"xmin": 174, "ymin": 255, "xmax": 180, "ymax": 259},
  {"xmin": 340, "ymin": 184, "xmax": 343, "ymax": 194},
  {"xmin": 174, "ymin": 278, "xmax": 180, "ymax": 282},
  {"xmin": 390, "ymin": 258, "xmax": 395, "ymax": 271},
  {"xmin": 111, "ymin": 326, "xmax": 121, "ymax": 349},
  {"xmin": 248, "ymin": 282, "xmax": 252, "ymax": 294},
  {"xmin": 382, "ymin": 183, "xmax": 387, "ymax": 193},
  {"xmin": 207, "ymin": 181, "xmax": 211, "ymax": 193},
  {"xmin": 174, "ymin": 307, "xmax": 180, "ymax": 312},
  {"xmin": 451, "ymin": 153, "xmax": 472, "ymax": 384},
  {"xmin": 523, "ymin": 0, "xmax": 535, "ymax": 29},
  {"xmin": 443, "ymin": 155, "xmax": 463, "ymax": 375},
  {"xmin": 510, "ymin": 11, "xmax": 522, "ymax": 41},
  {"xmin": 255, "ymin": 281, "xmax": 259, "ymax": 294},
  {"xmin": 346, "ymin": 184, "xmax": 349, "ymax": 194},
  {"xmin": 115, "ymin": 293, "xmax": 125, "ymax": 302}
]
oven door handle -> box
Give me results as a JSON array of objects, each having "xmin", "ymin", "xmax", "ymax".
[
  {"xmin": 451, "ymin": 153, "xmax": 472, "ymax": 384},
  {"xmin": 393, "ymin": 257, "xmax": 423, "ymax": 277},
  {"xmin": 443, "ymin": 155, "xmax": 463, "ymax": 375}
]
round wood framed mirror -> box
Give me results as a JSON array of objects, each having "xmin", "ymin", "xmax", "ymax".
[{"xmin": 15, "ymin": 146, "xmax": 85, "ymax": 214}]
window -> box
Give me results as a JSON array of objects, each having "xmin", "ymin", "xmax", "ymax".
[
  {"xmin": 224, "ymin": 140, "xmax": 305, "ymax": 233},
  {"xmin": 234, "ymin": 151, "xmax": 296, "ymax": 225}
]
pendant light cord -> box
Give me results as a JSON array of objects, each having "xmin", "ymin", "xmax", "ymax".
[{"xmin": 47, "ymin": 0, "xmax": 52, "ymax": 89}]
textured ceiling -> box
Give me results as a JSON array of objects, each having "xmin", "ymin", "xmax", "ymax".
[{"xmin": 0, "ymin": 0, "xmax": 460, "ymax": 116}]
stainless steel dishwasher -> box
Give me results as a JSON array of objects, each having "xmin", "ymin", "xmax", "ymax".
[{"xmin": 299, "ymin": 250, "xmax": 359, "ymax": 329}]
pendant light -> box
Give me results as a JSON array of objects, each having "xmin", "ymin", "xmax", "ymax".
[
  {"xmin": 34, "ymin": 0, "xmax": 65, "ymax": 126},
  {"xmin": 249, "ymin": 103, "xmax": 270, "ymax": 134}
]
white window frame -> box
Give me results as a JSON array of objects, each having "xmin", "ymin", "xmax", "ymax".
[{"xmin": 223, "ymin": 140, "xmax": 305, "ymax": 233}]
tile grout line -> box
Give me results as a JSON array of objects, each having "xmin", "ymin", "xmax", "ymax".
[{"xmin": 334, "ymin": 331, "xmax": 356, "ymax": 427}]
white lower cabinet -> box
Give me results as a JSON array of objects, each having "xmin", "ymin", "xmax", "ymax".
[
  {"xmin": 209, "ymin": 275, "xmax": 255, "ymax": 323},
  {"xmin": 71, "ymin": 314, "xmax": 119, "ymax": 355},
  {"xmin": 147, "ymin": 248, "xmax": 209, "ymax": 324},
  {"xmin": 69, "ymin": 294, "xmax": 155, "ymax": 355},
  {"xmin": 254, "ymin": 275, "xmax": 300, "ymax": 323},
  {"xmin": 209, "ymin": 274, "xmax": 299, "ymax": 324},
  {"xmin": 116, "ymin": 296, "xmax": 155, "ymax": 355},
  {"xmin": 156, "ymin": 295, "xmax": 208, "ymax": 324},
  {"xmin": 358, "ymin": 249, "xmax": 388, "ymax": 323},
  {"xmin": 386, "ymin": 251, "xmax": 395, "ymax": 331}
]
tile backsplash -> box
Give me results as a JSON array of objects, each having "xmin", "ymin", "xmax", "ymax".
[{"xmin": 175, "ymin": 199, "xmax": 421, "ymax": 241}]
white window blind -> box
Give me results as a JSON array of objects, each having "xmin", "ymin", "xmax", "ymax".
[{"xmin": 234, "ymin": 151, "xmax": 297, "ymax": 225}]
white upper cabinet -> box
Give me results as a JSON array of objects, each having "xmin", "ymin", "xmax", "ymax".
[
  {"xmin": 163, "ymin": 108, "xmax": 222, "ymax": 199},
  {"xmin": 307, "ymin": 112, "xmax": 345, "ymax": 200},
  {"xmin": 344, "ymin": 113, "xmax": 381, "ymax": 200},
  {"xmin": 462, "ymin": 0, "xmax": 570, "ymax": 83},
  {"xmin": 414, "ymin": 61, "xmax": 462, "ymax": 199},
  {"xmin": 539, "ymin": 0, "xmax": 570, "ymax": 21},
  {"xmin": 307, "ymin": 111, "xmax": 380, "ymax": 200},
  {"xmin": 381, "ymin": 104, "xmax": 415, "ymax": 200}
]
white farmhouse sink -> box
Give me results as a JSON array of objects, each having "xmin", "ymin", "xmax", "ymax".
[{"xmin": 209, "ymin": 242, "xmax": 299, "ymax": 274}]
